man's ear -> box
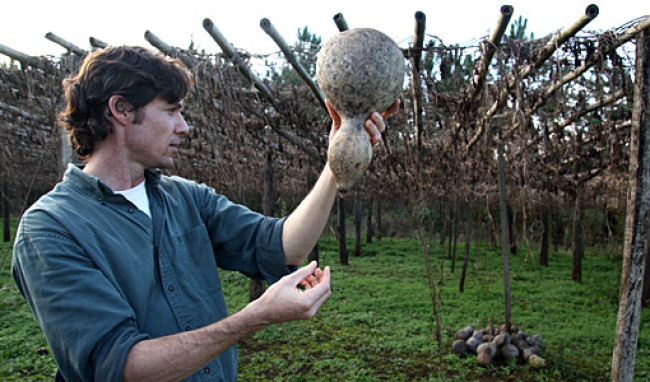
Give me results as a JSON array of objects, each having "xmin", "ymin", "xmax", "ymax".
[{"xmin": 107, "ymin": 95, "xmax": 132, "ymax": 125}]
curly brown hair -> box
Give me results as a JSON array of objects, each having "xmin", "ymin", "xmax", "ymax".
[{"xmin": 59, "ymin": 46, "xmax": 191, "ymax": 160}]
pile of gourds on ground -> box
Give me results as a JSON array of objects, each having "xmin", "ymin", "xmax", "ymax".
[{"xmin": 452, "ymin": 324, "xmax": 547, "ymax": 368}]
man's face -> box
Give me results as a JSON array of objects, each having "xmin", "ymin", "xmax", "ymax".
[{"xmin": 124, "ymin": 97, "xmax": 188, "ymax": 169}]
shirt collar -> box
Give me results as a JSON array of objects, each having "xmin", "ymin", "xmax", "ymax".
[{"xmin": 62, "ymin": 164, "xmax": 162, "ymax": 197}]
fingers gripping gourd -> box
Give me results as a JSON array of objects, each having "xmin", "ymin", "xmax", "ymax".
[{"xmin": 316, "ymin": 28, "xmax": 404, "ymax": 193}]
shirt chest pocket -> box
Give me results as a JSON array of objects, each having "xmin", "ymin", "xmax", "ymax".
[{"xmin": 173, "ymin": 224, "xmax": 222, "ymax": 297}]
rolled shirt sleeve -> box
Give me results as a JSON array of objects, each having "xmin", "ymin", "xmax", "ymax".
[{"xmin": 12, "ymin": 213, "xmax": 149, "ymax": 382}]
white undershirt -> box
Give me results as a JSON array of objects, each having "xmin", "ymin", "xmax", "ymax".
[{"xmin": 114, "ymin": 180, "xmax": 151, "ymax": 218}]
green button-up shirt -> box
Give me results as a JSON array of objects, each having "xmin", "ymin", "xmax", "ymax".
[{"xmin": 12, "ymin": 165, "xmax": 291, "ymax": 382}]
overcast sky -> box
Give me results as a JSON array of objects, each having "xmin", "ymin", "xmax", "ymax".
[{"xmin": 1, "ymin": 0, "xmax": 648, "ymax": 61}]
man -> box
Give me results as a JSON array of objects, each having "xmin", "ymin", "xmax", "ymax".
[{"xmin": 12, "ymin": 46, "xmax": 398, "ymax": 381}]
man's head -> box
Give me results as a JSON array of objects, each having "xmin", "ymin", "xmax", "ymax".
[{"xmin": 59, "ymin": 46, "xmax": 191, "ymax": 160}]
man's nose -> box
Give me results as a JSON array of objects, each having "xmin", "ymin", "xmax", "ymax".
[{"xmin": 176, "ymin": 114, "xmax": 189, "ymax": 135}]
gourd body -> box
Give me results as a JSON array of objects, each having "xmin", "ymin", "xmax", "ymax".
[{"xmin": 316, "ymin": 28, "xmax": 404, "ymax": 193}]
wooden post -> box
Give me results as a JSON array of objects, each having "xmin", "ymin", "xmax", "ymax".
[
  {"xmin": 58, "ymin": 126, "xmax": 73, "ymax": 179},
  {"xmin": 145, "ymin": 30, "xmax": 195, "ymax": 68},
  {"xmin": 641, "ymin": 235, "xmax": 650, "ymax": 306},
  {"xmin": 572, "ymin": 131, "xmax": 584, "ymax": 283},
  {"xmin": 411, "ymin": 11, "xmax": 426, "ymax": 153},
  {"xmin": 45, "ymin": 32, "xmax": 86, "ymax": 56},
  {"xmin": 337, "ymin": 196, "xmax": 349, "ymax": 265},
  {"xmin": 366, "ymin": 196, "xmax": 373, "ymax": 243},
  {"xmin": 508, "ymin": 204, "xmax": 517, "ymax": 255},
  {"xmin": 3, "ymin": 178, "xmax": 9, "ymax": 243},
  {"xmin": 467, "ymin": 5, "xmax": 513, "ymax": 101},
  {"xmin": 375, "ymin": 200, "xmax": 383, "ymax": 240},
  {"xmin": 540, "ymin": 203, "xmax": 550, "ymax": 266},
  {"xmin": 259, "ymin": 18, "xmax": 327, "ymax": 111},
  {"xmin": 611, "ymin": 28, "xmax": 650, "ymax": 382},
  {"xmin": 353, "ymin": 188, "xmax": 362, "ymax": 256},
  {"xmin": 540, "ymin": 121, "xmax": 551, "ymax": 266},
  {"xmin": 89, "ymin": 37, "xmax": 108, "ymax": 49},
  {"xmin": 202, "ymin": 18, "xmax": 320, "ymax": 160},
  {"xmin": 571, "ymin": 188, "xmax": 584, "ymax": 283},
  {"xmin": 497, "ymin": 132, "xmax": 513, "ymax": 332},
  {"xmin": 333, "ymin": 13, "xmax": 349, "ymax": 32},
  {"xmin": 459, "ymin": 182, "xmax": 476, "ymax": 292},
  {"xmin": 450, "ymin": 196, "xmax": 459, "ymax": 272},
  {"xmin": 249, "ymin": 150, "xmax": 274, "ymax": 301},
  {"xmin": 307, "ymin": 171, "xmax": 319, "ymax": 263}
]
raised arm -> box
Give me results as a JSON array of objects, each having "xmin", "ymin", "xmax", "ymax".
[{"xmin": 281, "ymin": 100, "xmax": 399, "ymax": 265}]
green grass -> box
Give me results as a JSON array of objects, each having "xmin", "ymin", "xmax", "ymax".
[
  {"xmin": 1, "ymin": 226, "xmax": 648, "ymax": 381},
  {"xmin": 1, "ymin": 218, "xmax": 58, "ymax": 380}
]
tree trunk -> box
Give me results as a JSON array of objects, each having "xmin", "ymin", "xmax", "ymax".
[
  {"xmin": 353, "ymin": 188, "xmax": 362, "ymax": 256},
  {"xmin": 366, "ymin": 196, "xmax": 373, "ymax": 243},
  {"xmin": 441, "ymin": 200, "xmax": 450, "ymax": 246},
  {"xmin": 611, "ymin": 29, "xmax": 650, "ymax": 382},
  {"xmin": 571, "ymin": 188, "xmax": 584, "ymax": 283},
  {"xmin": 486, "ymin": 198, "xmax": 498, "ymax": 249},
  {"xmin": 551, "ymin": 206, "xmax": 563, "ymax": 252},
  {"xmin": 459, "ymin": 182, "xmax": 476, "ymax": 292},
  {"xmin": 338, "ymin": 195, "xmax": 349, "ymax": 265},
  {"xmin": 376, "ymin": 200, "xmax": 382, "ymax": 240},
  {"xmin": 250, "ymin": 150, "xmax": 274, "ymax": 301},
  {"xmin": 540, "ymin": 202, "xmax": 549, "ymax": 266},
  {"xmin": 540, "ymin": 120, "xmax": 550, "ymax": 266},
  {"xmin": 497, "ymin": 136, "xmax": 512, "ymax": 332}
]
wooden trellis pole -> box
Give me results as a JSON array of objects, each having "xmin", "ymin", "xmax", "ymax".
[
  {"xmin": 611, "ymin": 27, "xmax": 650, "ymax": 382},
  {"xmin": 144, "ymin": 31, "xmax": 195, "ymax": 68},
  {"xmin": 89, "ymin": 37, "xmax": 108, "ymax": 49},
  {"xmin": 0, "ymin": 101, "xmax": 48, "ymax": 124},
  {"xmin": 333, "ymin": 13, "xmax": 349, "ymax": 32},
  {"xmin": 0, "ymin": 43, "xmax": 55, "ymax": 74},
  {"xmin": 497, "ymin": 127, "xmax": 513, "ymax": 332},
  {"xmin": 45, "ymin": 32, "xmax": 86, "ymax": 56},
  {"xmin": 2, "ymin": 178, "xmax": 9, "ymax": 243},
  {"xmin": 466, "ymin": 5, "xmax": 513, "ymax": 102},
  {"xmin": 202, "ymin": 18, "xmax": 320, "ymax": 160},
  {"xmin": 259, "ymin": 18, "xmax": 326, "ymax": 111},
  {"xmin": 411, "ymin": 11, "xmax": 426, "ymax": 154},
  {"xmin": 528, "ymin": 15, "xmax": 650, "ymax": 115},
  {"xmin": 466, "ymin": 4, "xmax": 601, "ymax": 153},
  {"xmin": 0, "ymin": 43, "xmax": 40, "ymax": 67}
]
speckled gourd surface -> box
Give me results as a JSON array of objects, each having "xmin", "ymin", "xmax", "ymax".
[{"xmin": 316, "ymin": 28, "xmax": 404, "ymax": 193}]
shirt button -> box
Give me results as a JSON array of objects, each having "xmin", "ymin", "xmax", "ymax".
[
  {"xmin": 204, "ymin": 368, "xmax": 210, "ymax": 374},
  {"xmin": 185, "ymin": 326, "xmax": 192, "ymax": 331},
  {"xmin": 168, "ymin": 285, "xmax": 174, "ymax": 292},
  {"xmin": 128, "ymin": 208, "xmax": 135, "ymax": 214}
]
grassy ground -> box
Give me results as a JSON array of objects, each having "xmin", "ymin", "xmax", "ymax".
[{"xmin": 1, "ymin": 227, "xmax": 648, "ymax": 381}]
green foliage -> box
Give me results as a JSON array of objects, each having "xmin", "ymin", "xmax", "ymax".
[
  {"xmin": 509, "ymin": 16, "xmax": 535, "ymax": 41},
  {"xmin": 1, "ymin": 224, "xmax": 648, "ymax": 381},
  {"xmin": 422, "ymin": 41, "xmax": 473, "ymax": 92},
  {"xmin": 267, "ymin": 26, "xmax": 321, "ymax": 88},
  {"xmin": 1, "ymin": 226, "xmax": 57, "ymax": 380}
]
